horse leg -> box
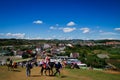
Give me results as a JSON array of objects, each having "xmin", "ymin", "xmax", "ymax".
[
  {"xmin": 51, "ymin": 68, "xmax": 53, "ymax": 75},
  {"xmin": 48, "ymin": 69, "xmax": 50, "ymax": 76},
  {"xmin": 7, "ymin": 65, "xmax": 11, "ymax": 71},
  {"xmin": 7, "ymin": 65, "xmax": 10, "ymax": 71},
  {"xmin": 40, "ymin": 67, "xmax": 44, "ymax": 75},
  {"xmin": 12, "ymin": 65, "xmax": 14, "ymax": 71},
  {"xmin": 9, "ymin": 65, "xmax": 12, "ymax": 71},
  {"xmin": 44, "ymin": 69, "xmax": 47, "ymax": 76}
]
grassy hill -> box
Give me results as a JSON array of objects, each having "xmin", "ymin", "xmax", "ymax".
[{"xmin": 0, "ymin": 66, "xmax": 120, "ymax": 80}]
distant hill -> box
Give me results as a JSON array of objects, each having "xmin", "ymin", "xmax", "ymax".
[{"xmin": 0, "ymin": 39, "xmax": 120, "ymax": 46}]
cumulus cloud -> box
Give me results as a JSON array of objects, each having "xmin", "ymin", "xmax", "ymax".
[
  {"xmin": 50, "ymin": 25, "xmax": 76, "ymax": 33},
  {"xmin": 67, "ymin": 21, "xmax": 76, "ymax": 26},
  {"xmin": 6, "ymin": 33, "xmax": 25, "ymax": 39},
  {"xmin": 80, "ymin": 28, "xmax": 90, "ymax": 33},
  {"xmin": 33, "ymin": 20, "xmax": 43, "ymax": 24},
  {"xmin": 114, "ymin": 28, "xmax": 120, "ymax": 31},
  {"xmin": 61, "ymin": 27, "xmax": 76, "ymax": 33},
  {"xmin": 50, "ymin": 26, "xmax": 57, "ymax": 30}
]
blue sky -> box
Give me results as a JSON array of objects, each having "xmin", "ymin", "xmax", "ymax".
[{"xmin": 0, "ymin": 0, "xmax": 120, "ymax": 40}]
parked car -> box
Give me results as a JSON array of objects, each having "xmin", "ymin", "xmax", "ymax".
[
  {"xmin": 66, "ymin": 59, "xmax": 81, "ymax": 65},
  {"xmin": 66, "ymin": 59, "xmax": 87, "ymax": 68}
]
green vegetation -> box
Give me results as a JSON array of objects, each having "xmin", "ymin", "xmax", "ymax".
[
  {"xmin": 64, "ymin": 44, "xmax": 120, "ymax": 69},
  {"xmin": 0, "ymin": 39, "xmax": 120, "ymax": 69},
  {"xmin": 65, "ymin": 69, "xmax": 120, "ymax": 80}
]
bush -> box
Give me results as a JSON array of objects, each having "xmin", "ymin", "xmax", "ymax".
[{"xmin": 85, "ymin": 55, "xmax": 107, "ymax": 68}]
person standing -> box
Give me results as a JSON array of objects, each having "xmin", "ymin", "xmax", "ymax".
[
  {"xmin": 10, "ymin": 59, "xmax": 13, "ymax": 66},
  {"xmin": 26, "ymin": 61, "xmax": 32, "ymax": 77},
  {"xmin": 54, "ymin": 62, "xmax": 62, "ymax": 76},
  {"xmin": 6, "ymin": 58, "xmax": 13, "ymax": 71}
]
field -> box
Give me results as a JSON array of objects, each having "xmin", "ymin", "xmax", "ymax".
[{"xmin": 0, "ymin": 66, "xmax": 120, "ymax": 80}]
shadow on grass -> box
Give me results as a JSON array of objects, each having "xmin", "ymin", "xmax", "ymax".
[
  {"xmin": 30, "ymin": 75, "xmax": 41, "ymax": 77},
  {"xmin": 30, "ymin": 74, "xmax": 55, "ymax": 77},
  {"xmin": 30, "ymin": 74, "xmax": 67, "ymax": 78},
  {"xmin": 60, "ymin": 75, "xmax": 67, "ymax": 78},
  {"xmin": 12, "ymin": 69, "xmax": 21, "ymax": 72},
  {"xmin": 49, "ymin": 75, "xmax": 67, "ymax": 78}
]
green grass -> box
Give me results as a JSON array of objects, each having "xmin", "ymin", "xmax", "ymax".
[
  {"xmin": 65, "ymin": 69, "xmax": 120, "ymax": 80},
  {"xmin": 13, "ymin": 58, "xmax": 32, "ymax": 62}
]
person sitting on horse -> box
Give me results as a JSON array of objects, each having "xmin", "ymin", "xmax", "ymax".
[{"xmin": 45, "ymin": 55, "xmax": 50, "ymax": 63}]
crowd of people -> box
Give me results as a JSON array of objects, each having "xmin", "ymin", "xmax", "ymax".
[
  {"xmin": 6, "ymin": 55, "xmax": 80, "ymax": 77},
  {"xmin": 25, "ymin": 56, "xmax": 62, "ymax": 77}
]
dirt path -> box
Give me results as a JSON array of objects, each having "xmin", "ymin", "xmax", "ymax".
[
  {"xmin": 1, "ymin": 66, "xmax": 120, "ymax": 80},
  {"xmin": 9, "ymin": 67, "xmax": 56, "ymax": 80},
  {"xmin": 1, "ymin": 66, "xmax": 69, "ymax": 80},
  {"xmin": 103, "ymin": 70, "xmax": 120, "ymax": 74}
]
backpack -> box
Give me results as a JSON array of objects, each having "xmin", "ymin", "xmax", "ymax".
[{"xmin": 29, "ymin": 64, "xmax": 33, "ymax": 69}]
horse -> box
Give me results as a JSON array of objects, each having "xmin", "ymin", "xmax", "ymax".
[
  {"xmin": 6, "ymin": 62, "xmax": 17, "ymax": 71},
  {"xmin": 40, "ymin": 62, "xmax": 55, "ymax": 76}
]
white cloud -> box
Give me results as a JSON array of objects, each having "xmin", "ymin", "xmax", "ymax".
[
  {"xmin": 33, "ymin": 20, "xmax": 43, "ymax": 24},
  {"xmin": 114, "ymin": 28, "xmax": 120, "ymax": 31},
  {"xmin": 50, "ymin": 26, "xmax": 57, "ymax": 30},
  {"xmin": 67, "ymin": 21, "xmax": 76, "ymax": 26},
  {"xmin": 31, "ymin": 37, "xmax": 42, "ymax": 40},
  {"xmin": 6, "ymin": 33, "xmax": 25, "ymax": 39},
  {"xmin": 80, "ymin": 28, "xmax": 90, "ymax": 33},
  {"xmin": 61, "ymin": 27, "xmax": 76, "ymax": 33},
  {"xmin": 50, "ymin": 25, "xmax": 76, "ymax": 33},
  {"xmin": 56, "ymin": 24, "xmax": 59, "ymax": 26},
  {"xmin": 100, "ymin": 32, "xmax": 117, "ymax": 35},
  {"xmin": 99, "ymin": 30, "xmax": 103, "ymax": 33}
]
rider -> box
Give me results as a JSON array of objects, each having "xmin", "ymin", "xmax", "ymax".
[
  {"xmin": 45, "ymin": 55, "xmax": 50, "ymax": 63},
  {"xmin": 40, "ymin": 55, "xmax": 51, "ymax": 76},
  {"xmin": 45, "ymin": 55, "xmax": 51, "ymax": 69}
]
